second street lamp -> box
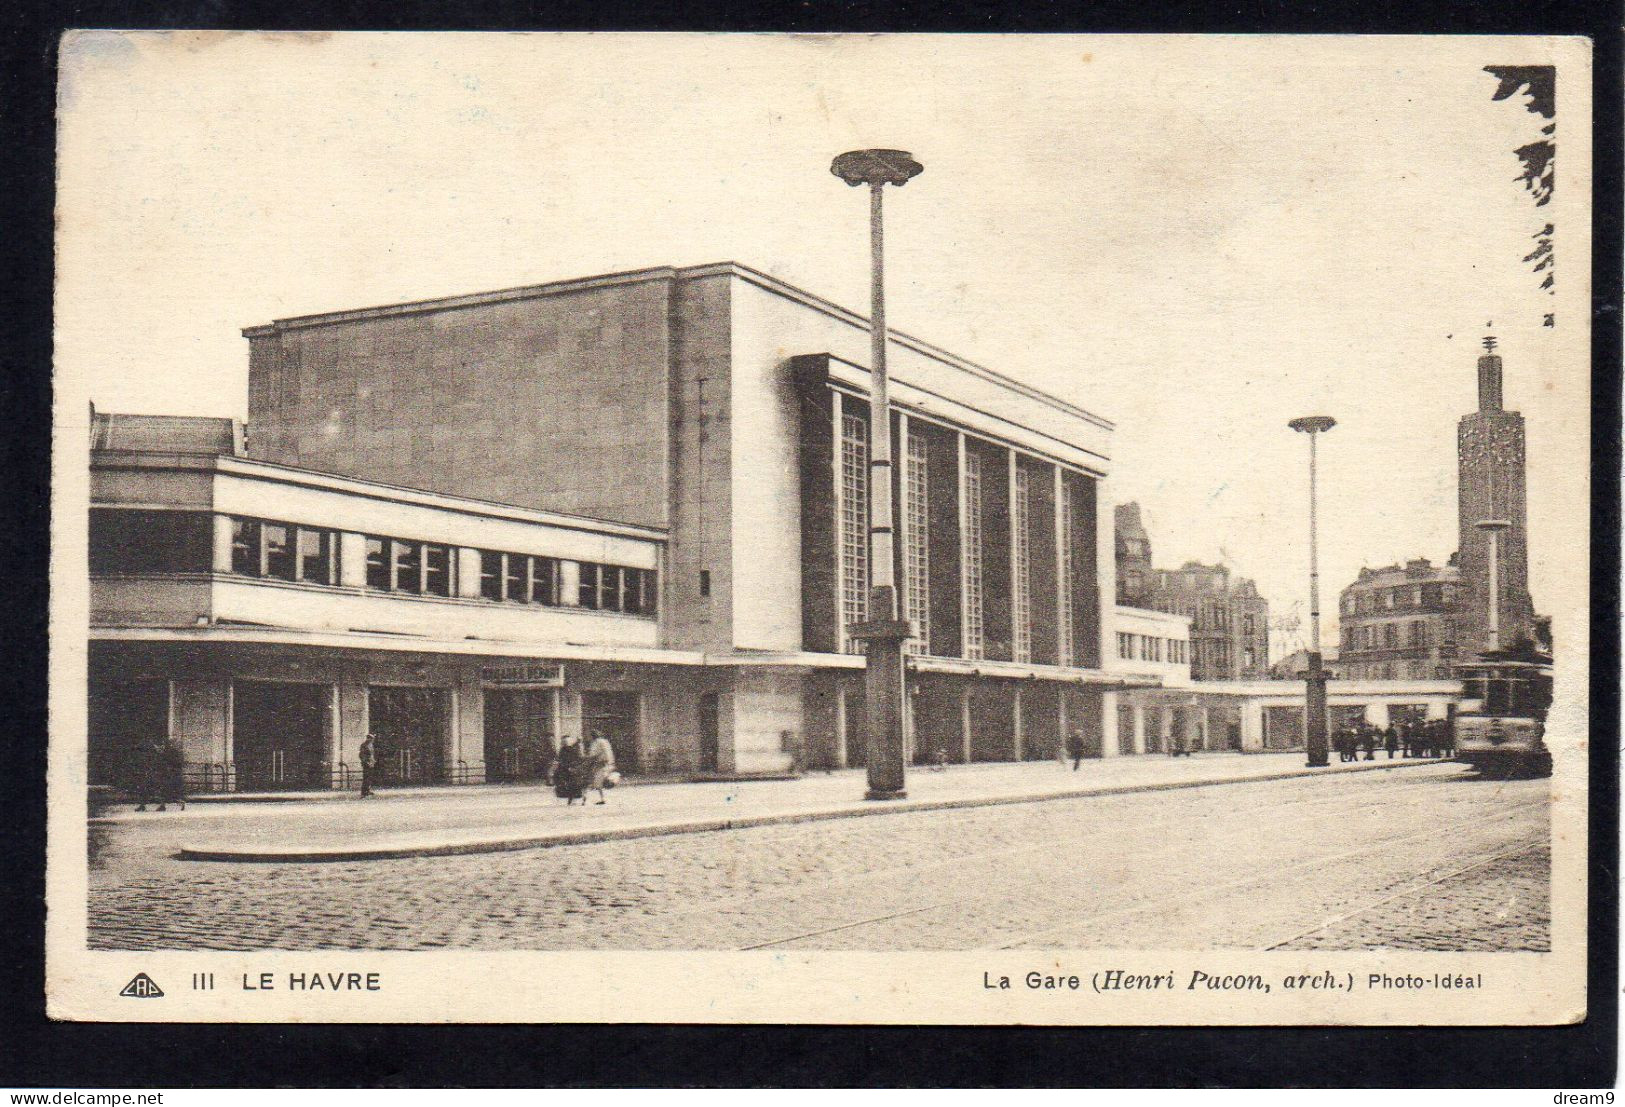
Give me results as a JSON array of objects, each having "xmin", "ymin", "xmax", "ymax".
[
  {"xmin": 831, "ymin": 148, "xmax": 923, "ymax": 801},
  {"xmin": 1289, "ymin": 414, "xmax": 1336, "ymax": 768}
]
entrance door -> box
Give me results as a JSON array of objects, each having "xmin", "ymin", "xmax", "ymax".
[
  {"xmin": 233, "ymin": 682, "xmax": 329, "ymax": 790},
  {"xmin": 698, "ymin": 693, "xmax": 720, "ymax": 774},
  {"xmin": 484, "ymin": 689, "xmax": 556, "ymax": 783},
  {"xmin": 581, "ymin": 691, "xmax": 641, "ymax": 773},
  {"xmin": 368, "ymin": 686, "xmax": 449, "ymax": 785}
]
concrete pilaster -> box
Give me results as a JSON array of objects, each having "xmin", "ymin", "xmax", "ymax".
[
  {"xmin": 338, "ymin": 532, "xmax": 367, "ymax": 588},
  {"xmin": 1131, "ymin": 702, "xmax": 1147, "ymax": 755},
  {"xmin": 211, "ymin": 515, "xmax": 234, "ymax": 573},
  {"xmin": 455, "ymin": 548, "xmax": 483, "ymax": 599},
  {"xmin": 1239, "ymin": 701, "xmax": 1264, "ymax": 752},
  {"xmin": 1099, "ymin": 691, "xmax": 1119, "ymax": 757}
]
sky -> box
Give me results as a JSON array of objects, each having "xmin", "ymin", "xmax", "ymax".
[{"xmin": 54, "ymin": 32, "xmax": 1592, "ymax": 661}]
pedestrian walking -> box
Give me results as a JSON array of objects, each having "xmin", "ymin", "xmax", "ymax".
[
  {"xmin": 156, "ymin": 737, "xmax": 186, "ymax": 811},
  {"xmin": 1384, "ymin": 726, "xmax": 1399, "ymax": 760},
  {"xmin": 1065, "ymin": 727, "xmax": 1086, "ymax": 771},
  {"xmin": 552, "ymin": 734, "xmax": 586, "ymax": 804},
  {"xmin": 358, "ymin": 733, "xmax": 377, "ymax": 797},
  {"xmin": 1362, "ymin": 728, "xmax": 1376, "ymax": 761},
  {"xmin": 585, "ymin": 729, "xmax": 617, "ymax": 805}
]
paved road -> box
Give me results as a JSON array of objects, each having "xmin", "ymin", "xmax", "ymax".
[{"xmin": 88, "ymin": 764, "xmax": 1548, "ymax": 952}]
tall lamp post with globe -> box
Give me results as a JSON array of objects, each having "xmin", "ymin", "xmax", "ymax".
[
  {"xmin": 1289, "ymin": 415, "xmax": 1336, "ymax": 768},
  {"xmin": 830, "ymin": 148, "xmax": 924, "ymax": 800}
]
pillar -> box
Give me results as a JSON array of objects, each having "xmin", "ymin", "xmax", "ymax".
[
  {"xmin": 451, "ymin": 667, "xmax": 485, "ymax": 783},
  {"xmin": 960, "ymin": 683, "xmax": 973, "ymax": 764},
  {"xmin": 1184, "ymin": 705, "xmax": 1201, "ymax": 753},
  {"xmin": 1057, "ymin": 690, "xmax": 1070, "ymax": 764},
  {"xmin": 1012, "ymin": 685, "xmax": 1024, "ymax": 760},
  {"xmin": 455, "ymin": 548, "xmax": 483, "ymax": 599},
  {"xmin": 170, "ymin": 679, "xmax": 230, "ymax": 785},
  {"xmin": 1131, "ymin": 701, "xmax": 1147, "ymax": 755},
  {"xmin": 211, "ymin": 514, "xmax": 234, "ymax": 573},
  {"xmin": 338, "ymin": 532, "xmax": 367, "ymax": 588},
  {"xmin": 336, "ymin": 681, "xmax": 369, "ymax": 788},
  {"xmin": 835, "ymin": 683, "xmax": 849, "ymax": 769},
  {"xmin": 1100, "ymin": 690, "xmax": 1119, "ymax": 757},
  {"xmin": 1159, "ymin": 705, "xmax": 1173, "ymax": 752},
  {"xmin": 1239, "ymin": 700, "xmax": 1264, "ymax": 752},
  {"xmin": 558, "ymin": 560, "xmax": 581, "ymax": 607}
]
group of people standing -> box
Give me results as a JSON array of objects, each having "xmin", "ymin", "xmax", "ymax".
[
  {"xmin": 1334, "ymin": 719, "xmax": 1454, "ymax": 762},
  {"xmin": 550, "ymin": 731, "xmax": 618, "ymax": 805}
]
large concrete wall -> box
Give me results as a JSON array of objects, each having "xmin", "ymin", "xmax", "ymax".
[{"xmin": 245, "ymin": 279, "xmax": 673, "ymax": 529}]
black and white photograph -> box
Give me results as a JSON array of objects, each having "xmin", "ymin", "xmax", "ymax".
[{"xmin": 46, "ymin": 31, "xmax": 1594, "ymax": 1026}]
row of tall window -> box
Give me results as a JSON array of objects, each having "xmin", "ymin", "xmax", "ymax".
[
  {"xmin": 1342, "ymin": 583, "xmax": 1457, "ymax": 615},
  {"xmin": 1116, "ymin": 632, "xmax": 1188, "ymax": 665},
  {"xmin": 1342, "ymin": 619, "xmax": 1440, "ymax": 652},
  {"xmin": 233, "ymin": 518, "xmax": 342, "ymax": 585},
  {"xmin": 364, "ymin": 536, "xmax": 455, "ymax": 596},
  {"xmin": 1057, "ymin": 489, "xmax": 1075, "ymax": 667},
  {"xmin": 225, "ymin": 515, "xmax": 655, "ymax": 617}
]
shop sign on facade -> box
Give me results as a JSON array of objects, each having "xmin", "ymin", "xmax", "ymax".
[{"xmin": 482, "ymin": 662, "xmax": 565, "ymax": 688}]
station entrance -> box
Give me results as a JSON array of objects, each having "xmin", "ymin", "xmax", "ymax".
[
  {"xmin": 581, "ymin": 690, "xmax": 641, "ymax": 773},
  {"xmin": 485, "ymin": 688, "xmax": 557, "ymax": 783},
  {"xmin": 233, "ymin": 681, "xmax": 329, "ymax": 790},
  {"xmin": 368, "ymin": 686, "xmax": 450, "ymax": 785}
]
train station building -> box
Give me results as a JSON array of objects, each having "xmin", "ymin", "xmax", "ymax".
[{"xmin": 88, "ymin": 262, "xmax": 1165, "ymax": 791}]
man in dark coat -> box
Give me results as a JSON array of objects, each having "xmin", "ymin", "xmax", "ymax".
[
  {"xmin": 1384, "ymin": 726, "xmax": 1399, "ymax": 760},
  {"xmin": 1065, "ymin": 727, "xmax": 1086, "ymax": 771},
  {"xmin": 358, "ymin": 733, "xmax": 377, "ymax": 797}
]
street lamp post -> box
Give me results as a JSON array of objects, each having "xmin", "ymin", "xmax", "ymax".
[
  {"xmin": 831, "ymin": 148, "xmax": 924, "ymax": 801},
  {"xmin": 1476, "ymin": 519, "xmax": 1512, "ymax": 651},
  {"xmin": 1289, "ymin": 415, "xmax": 1336, "ymax": 768}
]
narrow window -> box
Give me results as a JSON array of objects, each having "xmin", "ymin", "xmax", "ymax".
[
  {"xmin": 504, "ymin": 551, "xmax": 528, "ymax": 603},
  {"xmin": 393, "ymin": 540, "xmax": 422, "ymax": 594},
  {"xmin": 479, "ymin": 551, "xmax": 503, "ymax": 601},
  {"xmin": 579, "ymin": 562, "xmax": 601, "ymax": 609},
  {"xmin": 530, "ymin": 557, "xmax": 557, "ymax": 605},
  {"xmin": 600, "ymin": 565, "xmax": 623, "ymax": 612},
  {"xmin": 231, "ymin": 518, "xmax": 261, "ymax": 576},
  {"xmin": 423, "ymin": 544, "xmax": 451, "ymax": 597},
  {"xmin": 699, "ymin": 569, "xmax": 711, "ymax": 597},
  {"xmin": 297, "ymin": 527, "xmax": 332, "ymax": 585},
  {"xmin": 364, "ymin": 537, "xmax": 389, "ymax": 591},
  {"xmin": 264, "ymin": 523, "xmax": 295, "ymax": 581}
]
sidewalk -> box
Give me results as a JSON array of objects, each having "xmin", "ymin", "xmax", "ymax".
[{"xmin": 159, "ymin": 751, "xmax": 1456, "ymax": 863}]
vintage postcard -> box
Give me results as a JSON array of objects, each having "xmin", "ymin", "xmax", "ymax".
[{"xmin": 47, "ymin": 31, "xmax": 1593, "ymax": 1025}]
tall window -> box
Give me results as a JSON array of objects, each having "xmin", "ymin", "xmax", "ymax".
[
  {"xmin": 838, "ymin": 414, "xmax": 869, "ymax": 654},
  {"xmin": 903, "ymin": 431, "xmax": 931, "ymax": 656},
  {"xmin": 1117, "ymin": 631, "xmax": 1132, "ymax": 659},
  {"xmin": 962, "ymin": 451, "xmax": 985, "ymax": 660},
  {"xmin": 1057, "ymin": 484, "xmax": 1075, "ymax": 666},
  {"xmin": 1012, "ymin": 466, "xmax": 1033, "ymax": 663}
]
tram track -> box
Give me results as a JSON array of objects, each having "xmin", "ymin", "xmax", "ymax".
[
  {"xmin": 596, "ymin": 766, "xmax": 1451, "ymax": 939},
  {"xmin": 733, "ymin": 796, "xmax": 1545, "ymax": 951}
]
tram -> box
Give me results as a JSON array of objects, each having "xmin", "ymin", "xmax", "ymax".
[{"xmin": 1452, "ymin": 645, "xmax": 1554, "ymax": 777}]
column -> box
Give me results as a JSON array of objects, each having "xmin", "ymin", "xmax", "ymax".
[
  {"xmin": 1131, "ymin": 701, "xmax": 1147, "ymax": 755},
  {"xmin": 211, "ymin": 514, "xmax": 234, "ymax": 573},
  {"xmin": 833, "ymin": 391, "xmax": 845, "ymax": 650},
  {"xmin": 960, "ymin": 683, "xmax": 973, "ymax": 764},
  {"xmin": 1184, "ymin": 705, "xmax": 1201, "ymax": 753},
  {"xmin": 834, "ymin": 683, "xmax": 849, "ymax": 769},
  {"xmin": 451, "ymin": 668, "xmax": 484, "ymax": 783},
  {"xmin": 336, "ymin": 680, "xmax": 369, "ymax": 787},
  {"xmin": 1159, "ymin": 707, "xmax": 1174, "ymax": 752},
  {"xmin": 1099, "ymin": 690, "xmax": 1120, "ymax": 758},
  {"xmin": 455, "ymin": 548, "xmax": 483, "ymax": 599},
  {"xmin": 1056, "ymin": 690, "xmax": 1069, "ymax": 764},
  {"xmin": 338, "ymin": 532, "xmax": 367, "ymax": 588},
  {"xmin": 1053, "ymin": 465, "xmax": 1069, "ymax": 666},
  {"xmin": 1239, "ymin": 700, "xmax": 1264, "ymax": 752},
  {"xmin": 1012, "ymin": 684, "xmax": 1024, "ymax": 760},
  {"xmin": 323, "ymin": 684, "xmax": 341, "ymax": 788},
  {"xmin": 558, "ymin": 560, "xmax": 581, "ymax": 606}
]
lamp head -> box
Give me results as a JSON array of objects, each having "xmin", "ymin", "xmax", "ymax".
[
  {"xmin": 1289, "ymin": 415, "xmax": 1337, "ymax": 435},
  {"xmin": 832, "ymin": 149, "xmax": 924, "ymax": 188}
]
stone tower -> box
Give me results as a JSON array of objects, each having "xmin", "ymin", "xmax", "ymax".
[{"xmin": 1456, "ymin": 338, "xmax": 1535, "ymax": 655}]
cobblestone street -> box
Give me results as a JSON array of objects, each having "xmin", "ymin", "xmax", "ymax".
[{"xmin": 87, "ymin": 762, "xmax": 1548, "ymax": 952}]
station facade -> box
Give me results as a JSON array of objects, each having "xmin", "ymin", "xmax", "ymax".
[{"xmin": 89, "ymin": 263, "xmax": 1159, "ymax": 790}]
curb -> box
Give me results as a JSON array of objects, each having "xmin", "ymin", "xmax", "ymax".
[{"xmin": 177, "ymin": 757, "xmax": 1450, "ymax": 864}]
